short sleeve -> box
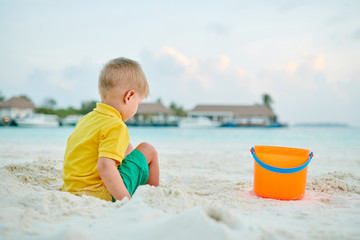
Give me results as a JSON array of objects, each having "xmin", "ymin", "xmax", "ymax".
[{"xmin": 98, "ymin": 122, "xmax": 129, "ymax": 163}]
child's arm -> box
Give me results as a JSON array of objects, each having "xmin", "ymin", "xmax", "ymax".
[{"xmin": 97, "ymin": 157, "xmax": 131, "ymax": 200}]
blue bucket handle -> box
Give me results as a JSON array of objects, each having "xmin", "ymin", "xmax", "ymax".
[{"xmin": 250, "ymin": 147, "xmax": 313, "ymax": 174}]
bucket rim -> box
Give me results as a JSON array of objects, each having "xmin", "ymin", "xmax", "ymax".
[
  {"xmin": 254, "ymin": 145, "xmax": 310, "ymax": 152},
  {"xmin": 253, "ymin": 145, "xmax": 311, "ymax": 168},
  {"xmin": 250, "ymin": 147, "xmax": 313, "ymax": 174}
]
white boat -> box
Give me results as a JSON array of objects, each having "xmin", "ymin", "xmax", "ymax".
[
  {"xmin": 178, "ymin": 117, "xmax": 221, "ymax": 128},
  {"xmin": 16, "ymin": 114, "xmax": 60, "ymax": 127},
  {"xmin": 62, "ymin": 115, "xmax": 83, "ymax": 126}
]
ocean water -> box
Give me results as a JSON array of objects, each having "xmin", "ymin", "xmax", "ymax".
[
  {"xmin": 127, "ymin": 125, "xmax": 360, "ymax": 152},
  {"xmin": 1, "ymin": 125, "xmax": 359, "ymax": 147},
  {"xmin": 1, "ymin": 125, "xmax": 359, "ymax": 152},
  {"xmin": 1, "ymin": 125, "xmax": 359, "ymax": 168},
  {"xmin": 130, "ymin": 126, "xmax": 360, "ymax": 175}
]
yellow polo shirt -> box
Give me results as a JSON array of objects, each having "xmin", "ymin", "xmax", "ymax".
[{"xmin": 62, "ymin": 103, "xmax": 129, "ymax": 201}]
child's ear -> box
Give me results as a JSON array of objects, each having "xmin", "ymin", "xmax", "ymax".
[{"xmin": 124, "ymin": 90, "xmax": 135, "ymax": 104}]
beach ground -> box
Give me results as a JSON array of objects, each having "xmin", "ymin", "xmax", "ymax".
[{"xmin": 0, "ymin": 138, "xmax": 359, "ymax": 240}]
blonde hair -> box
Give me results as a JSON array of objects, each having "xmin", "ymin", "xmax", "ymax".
[{"xmin": 98, "ymin": 57, "xmax": 149, "ymax": 99}]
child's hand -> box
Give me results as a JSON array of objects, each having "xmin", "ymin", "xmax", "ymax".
[{"xmin": 97, "ymin": 157, "xmax": 131, "ymax": 200}]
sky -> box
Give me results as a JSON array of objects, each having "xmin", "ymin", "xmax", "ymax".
[{"xmin": 1, "ymin": 0, "xmax": 359, "ymax": 125}]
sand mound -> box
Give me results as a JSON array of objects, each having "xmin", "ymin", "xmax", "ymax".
[
  {"xmin": 307, "ymin": 171, "xmax": 360, "ymax": 194},
  {"xmin": 4, "ymin": 159, "xmax": 63, "ymax": 191}
]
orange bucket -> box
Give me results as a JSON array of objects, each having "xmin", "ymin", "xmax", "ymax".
[{"xmin": 250, "ymin": 146, "xmax": 313, "ymax": 200}]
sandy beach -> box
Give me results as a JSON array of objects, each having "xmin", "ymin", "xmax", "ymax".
[{"xmin": 0, "ymin": 127, "xmax": 360, "ymax": 240}]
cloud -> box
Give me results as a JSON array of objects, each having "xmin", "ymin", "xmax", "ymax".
[
  {"xmin": 260, "ymin": 53, "xmax": 326, "ymax": 92},
  {"xmin": 236, "ymin": 67, "xmax": 246, "ymax": 78},
  {"xmin": 158, "ymin": 46, "xmax": 191, "ymax": 68},
  {"xmin": 2, "ymin": 43, "xmax": 358, "ymax": 124},
  {"xmin": 141, "ymin": 46, "xmax": 254, "ymax": 108},
  {"xmin": 285, "ymin": 61, "xmax": 297, "ymax": 75},
  {"xmin": 17, "ymin": 60, "xmax": 100, "ymax": 108},
  {"xmin": 217, "ymin": 55, "xmax": 231, "ymax": 71},
  {"xmin": 311, "ymin": 54, "xmax": 324, "ymax": 71},
  {"xmin": 140, "ymin": 46, "xmax": 357, "ymax": 124},
  {"xmin": 244, "ymin": 52, "xmax": 360, "ymax": 124},
  {"xmin": 140, "ymin": 46, "xmax": 360, "ymax": 125}
]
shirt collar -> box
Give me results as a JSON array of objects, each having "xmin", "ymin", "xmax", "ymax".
[{"xmin": 94, "ymin": 103, "xmax": 122, "ymax": 120}]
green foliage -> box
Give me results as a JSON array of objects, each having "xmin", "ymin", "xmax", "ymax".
[
  {"xmin": 143, "ymin": 114, "xmax": 152, "ymax": 121},
  {"xmin": 262, "ymin": 93, "xmax": 273, "ymax": 110},
  {"xmin": 170, "ymin": 102, "xmax": 187, "ymax": 117},
  {"xmin": 35, "ymin": 98, "xmax": 97, "ymax": 118},
  {"xmin": 0, "ymin": 90, "xmax": 5, "ymax": 102},
  {"xmin": 79, "ymin": 101, "xmax": 97, "ymax": 115},
  {"xmin": 42, "ymin": 98, "xmax": 57, "ymax": 109},
  {"xmin": 35, "ymin": 106, "xmax": 79, "ymax": 117},
  {"xmin": 36, "ymin": 107, "xmax": 56, "ymax": 115},
  {"xmin": 55, "ymin": 107, "xmax": 79, "ymax": 118},
  {"xmin": 19, "ymin": 95, "xmax": 33, "ymax": 103}
]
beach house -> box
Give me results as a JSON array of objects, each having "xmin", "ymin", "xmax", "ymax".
[
  {"xmin": 0, "ymin": 97, "xmax": 36, "ymax": 122},
  {"xmin": 188, "ymin": 104, "xmax": 277, "ymax": 126},
  {"xmin": 127, "ymin": 102, "xmax": 176, "ymax": 126}
]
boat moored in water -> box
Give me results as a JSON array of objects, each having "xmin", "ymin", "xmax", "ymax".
[
  {"xmin": 15, "ymin": 114, "xmax": 60, "ymax": 127},
  {"xmin": 178, "ymin": 117, "xmax": 221, "ymax": 128}
]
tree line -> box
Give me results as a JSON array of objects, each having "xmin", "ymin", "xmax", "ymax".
[
  {"xmin": 1, "ymin": 90, "xmax": 273, "ymax": 118},
  {"xmin": 36, "ymin": 97, "xmax": 188, "ymax": 118},
  {"xmin": 0, "ymin": 90, "xmax": 188, "ymax": 118},
  {"xmin": 36, "ymin": 99, "xmax": 98, "ymax": 118}
]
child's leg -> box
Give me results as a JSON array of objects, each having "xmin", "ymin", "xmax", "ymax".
[
  {"xmin": 114, "ymin": 142, "xmax": 157, "ymax": 200},
  {"xmin": 135, "ymin": 142, "xmax": 159, "ymax": 186}
]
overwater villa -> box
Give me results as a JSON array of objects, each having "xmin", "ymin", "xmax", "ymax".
[
  {"xmin": 187, "ymin": 104, "xmax": 281, "ymax": 127},
  {"xmin": 0, "ymin": 97, "xmax": 36, "ymax": 126},
  {"xmin": 0, "ymin": 96, "xmax": 61, "ymax": 127},
  {"xmin": 127, "ymin": 102, "xmax": 177, "ymax": 126}
]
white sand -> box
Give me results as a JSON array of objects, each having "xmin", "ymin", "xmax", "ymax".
[{"xmin": 0, "ymin": 141, "xmax": 360, "ymax": 240}]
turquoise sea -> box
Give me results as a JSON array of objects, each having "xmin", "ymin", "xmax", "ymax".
[
  {"xmin": 1, "ymin": 125, "xmax": 359, "ymax": 150},
  {"xmin": 1, "ymin": 126, "xmax": 359, "ymax": 166}
]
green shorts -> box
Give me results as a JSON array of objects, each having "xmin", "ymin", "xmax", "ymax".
[{"xmin": 112, "ymin": 149, "xmax": 149, "ymax": 202}]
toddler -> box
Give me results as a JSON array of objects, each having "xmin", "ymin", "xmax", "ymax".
[{"xmin": 62, "ymin": 57, "xmax": 159, "ymax": 201}]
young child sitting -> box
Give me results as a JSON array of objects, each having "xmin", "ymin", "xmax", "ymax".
[{"xmin": 62, "ymin": 57, "xmax": 159, "ymax": 201}]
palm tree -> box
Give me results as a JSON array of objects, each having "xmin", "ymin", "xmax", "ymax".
[
  {"xmin": 0, "ymin": 90, "xmax": 5, "ymax": 102},
  {"xmin": 43, "ymin": 98, "xmax": 57, "ymax": 109},
  {"xmin": 262, "ymin": 93, "xmax": 273, "ymax": 110}
]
